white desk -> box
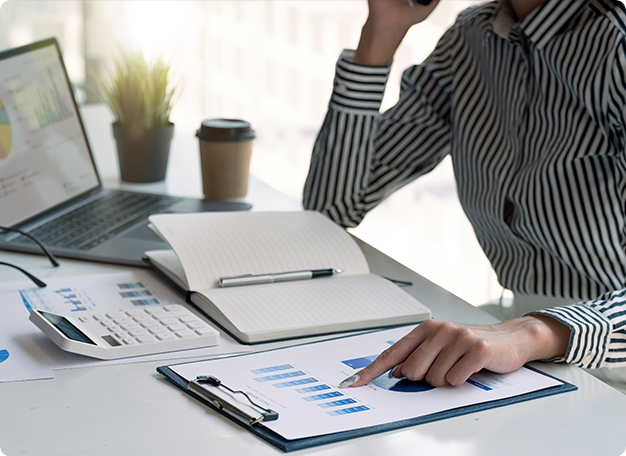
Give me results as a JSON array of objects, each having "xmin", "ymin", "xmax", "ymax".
[{"xmin": 1, "ymin": 106, "xmax": 626, "ymax": 456}]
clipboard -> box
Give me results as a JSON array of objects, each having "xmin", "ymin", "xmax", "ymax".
[
  {"xmin": 156, "ymin": 327, "xmax": 578, "ymax": 453},
  {"xmin": 188, "ymin": 375, "xmax": 279, "ymax": 425}
]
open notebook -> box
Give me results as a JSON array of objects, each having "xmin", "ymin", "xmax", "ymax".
[{"xmin": 144, "ymin": 211, "xmax": 431, "ymax": 344}]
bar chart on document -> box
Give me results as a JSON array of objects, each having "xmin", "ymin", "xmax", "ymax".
[
  {"xmin": 245, "ymin": 347, "xmax": 434, "ymax": 421},
  {"xmin": 16, "ymin": 274, "xmax": 177, "ymax": 316},
  {"xmin": 239, "ymin": 340, "xmax": 436, "ymax": 426},
  {"xmin": 19, "ymin": 286, "xmax": 97, "ymax": 314},
  {"xmin": 250, "ymin": 363, "xmax": 371, "ymax": 418},
  {"xmin": 170, "ymin": 326, "xmax": 565, "ymax": 442}
]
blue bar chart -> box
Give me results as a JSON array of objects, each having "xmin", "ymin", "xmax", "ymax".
[
  {"xmin": 251, "ymin": 364, "xmax": 370, "ymax": 417},
  {"xmin": 19, "ymin": 286, "xmax": 96, "ymax": 314}
]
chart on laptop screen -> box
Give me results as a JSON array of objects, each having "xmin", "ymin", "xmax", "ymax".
[
  {"xmin": 0, "ymin": 97, "xmax": 12, "ymax": 159},
  {"xmin": 0, "ymin": 43, "xmax": 99, "ymax": 226}
]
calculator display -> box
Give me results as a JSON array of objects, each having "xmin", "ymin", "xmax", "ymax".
[{"xmin": 39, "ymin": 311, "xmax": 97, "ymax": 345}]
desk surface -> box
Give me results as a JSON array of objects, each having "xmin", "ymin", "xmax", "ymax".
[{"xmin": 1, "ymin": 106, "xmax": 626, "ymax": 456}]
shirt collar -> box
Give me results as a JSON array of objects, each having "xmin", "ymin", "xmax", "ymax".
[
  {"xmin": 492, "ymin": 0, "xmax": 590, "ymax": 49},
  {"xmin": 492, "ymin": 0, "xmax": 516, "ymax": 40}
]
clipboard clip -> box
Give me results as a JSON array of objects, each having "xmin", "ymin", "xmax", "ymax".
[{"xmin": 189, "ymin": 375, "xmax": 279, "ymax": 426}]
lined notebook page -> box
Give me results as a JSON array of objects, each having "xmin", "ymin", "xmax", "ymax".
[
  {"xmin": 201, "ymin": 274, "xmax": 429, "ymax": 337},
  {"xmin": 149, "ymin": 211, "xmax": 370, "ymax": 291}
]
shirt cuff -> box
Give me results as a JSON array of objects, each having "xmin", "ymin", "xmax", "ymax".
[
  {"xmin": 528, "ymin": 303, "xmax": 612, "ymax": 368},
  {"xmin": 330, "ymin": 50, "xmax": 391, "ymax": 112}
]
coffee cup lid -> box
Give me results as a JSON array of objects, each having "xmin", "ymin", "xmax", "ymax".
[{"xmin": 196, "ymin": 118, "xmax": 255, "ymax": 142}]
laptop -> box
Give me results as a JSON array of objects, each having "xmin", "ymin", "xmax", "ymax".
[{"xmin": 0, "ymin": 38, "xmax": 250, "ymax": 266}]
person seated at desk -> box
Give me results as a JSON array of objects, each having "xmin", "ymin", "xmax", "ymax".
[{"xmin": 304, "ymin": 0, "xmax": 626, "ymax": 391}]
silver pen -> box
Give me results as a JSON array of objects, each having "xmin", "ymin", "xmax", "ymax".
[{"xmin": 218, "ymin": 268, "xmax": 343, "ymax": 288}]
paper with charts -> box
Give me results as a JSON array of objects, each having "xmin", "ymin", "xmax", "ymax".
[{"xmin": 170, "ymin": 326, "xmax": 564, "ymax": 440}]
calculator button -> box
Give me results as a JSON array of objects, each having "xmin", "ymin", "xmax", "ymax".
[
  {"xmin": 145, "ymin": 307, "xmax": 167, "ymax": 315},
  {"xmin": 129, "ymin": 329, "xmax": 150, "ymax": 337},
  {"xmin": 156, "ymin": 333, "xmax": 177, "ymax": 342},
  {"xmin": 163, "ymin": 305, "xmax": 182, "ymax": 312},
  {"xmin": 106, "ymin": 311, "xmax": 126, "ymax": 319},
  {"xmin": 122, "ymin": 337, "xmax": 137, "ymax": 345},
  {"xmin": 114, "ymin": 317, "xmax": 133, "ymax": 325},
  {"xmin": 121, "ymin": 323, "xmax": 141, "ymax": 331},
  {"xmin": 163, "ymin": 305, "xmax": 189, "ymax": 313},
  {"xmin": 164, "ymin": 305, "xmax": 186, "ymax": 312},
  {"xmin": 125, "ymin": 309, "xmax": 146, "ymax": 317},
  {"xmin": 133, "ymin": 315, "xmax": 153, "ymax": 323},
  {"xmin": 175, "ymin": 329, "xmax": 195, "ymax": 339},
  {"xmin": 148, "ymin": 324, "xmax": 168, "ymax": 331},
  {"xmin": 141, "ymin": 320, "xmax": 160, "ymax": 329},
  {"xmin": 195, "ymin": 327, "xmax": 216, "ymax": 336},
  {"xmin": 93, "ymin": 314, "xmax": 105, "ymax": 321},
  {"xmin": 167, "ymin": 323, "xmax": 186, "ymax": 332},
  {"xmin": 186, "ymin": 321, "xmax": 207, "ymax": 329},
  {"xmin": 179, "ymin": 315, "xmax": 200, "ymax": 323},
  {"xmin": 159, "ymin": 318, "xmax": 179, "ymax": 325},
  {"xmin": 135, "ymin": 335, "xmax": 156, "ymax": 344},
  {"xmin": 121, "ymin": 320, "xmax": 140, "ymax": 328}
]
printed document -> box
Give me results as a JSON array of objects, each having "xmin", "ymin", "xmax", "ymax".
[{"xmin": 170, "ymin": 326, "xmax": 563, "ymax": 440}]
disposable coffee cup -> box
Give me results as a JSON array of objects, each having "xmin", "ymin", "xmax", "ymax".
[{"xmin": 196, "ymin": 119, "xmax": 255, "ymax": 200}]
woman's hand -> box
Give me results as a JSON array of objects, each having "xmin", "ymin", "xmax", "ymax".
[
  {"xmin": 345, "ymin": 315, "xmax": 571, "ymax": 388},
  {"xmin": 354, "ymin": 0, "xmax": 440, "ymax": 66}
]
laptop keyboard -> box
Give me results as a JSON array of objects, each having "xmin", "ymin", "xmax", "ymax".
[{"xmin": 12, "ymin": 191, "xmax": 182, "ymax": 251}]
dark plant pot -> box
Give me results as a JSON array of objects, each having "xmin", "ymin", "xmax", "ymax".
[{"xmin": 112, "ymin": 122, "xmax": 174, "ymax": 183}]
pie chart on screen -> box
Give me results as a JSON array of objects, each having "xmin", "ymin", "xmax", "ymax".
[{"xmin": 0, "ymin": 98, "xmax": 12, "ymax": 160}]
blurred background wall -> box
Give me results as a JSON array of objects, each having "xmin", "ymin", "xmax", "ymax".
[{"xmin": 0, "ymin": 0, "xmax": 510, "ymax": 306}]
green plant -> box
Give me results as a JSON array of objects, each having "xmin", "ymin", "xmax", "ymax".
[{"xmin": 91, "ymin": 50, "xmax": 180, "ymax": 130}]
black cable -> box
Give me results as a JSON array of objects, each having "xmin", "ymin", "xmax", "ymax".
[{"xmin": 0, "ymin": 226, "xmax": 60, "ymax": 267}]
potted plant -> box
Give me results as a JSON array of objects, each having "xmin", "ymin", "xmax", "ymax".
[{"xmin": 92, "ymin": 50, "xmax": 180, "ymax": 183}]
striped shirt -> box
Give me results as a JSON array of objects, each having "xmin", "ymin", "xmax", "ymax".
[{"xmin": 303, "ymin": 0, "xmax": 626, "ymax": 369}]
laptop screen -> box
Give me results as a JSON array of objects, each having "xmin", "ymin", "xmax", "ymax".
[{"xmin": 0, "ymin": 39, "xmax": 100, "ymax": 227}]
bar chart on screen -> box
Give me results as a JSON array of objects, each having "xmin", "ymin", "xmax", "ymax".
[
  {"xmin": 12, "ymin": 68, "xmax": 74, "ymax": 132},
  {"xmin": 0, "ymin": 97, "xmax": 11, "ymax": 160}
]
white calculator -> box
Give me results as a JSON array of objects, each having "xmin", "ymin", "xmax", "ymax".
[{"xmin": 29, "ymin": 304, "xmax": 220, "ymax": 360}]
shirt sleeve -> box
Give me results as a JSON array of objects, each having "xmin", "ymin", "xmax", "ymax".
[
  {"xmin": 541, "ymin": 38, "xmax": 626, "ymax": 369},
  {"xmin": 529, "ymin": 290, "xmax": 626, "ymax": 368},
  {"xmin": 303, "ymin": 38, "xmax": 454, "ymax": 228}
]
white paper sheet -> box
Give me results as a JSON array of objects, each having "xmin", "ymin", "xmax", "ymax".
[
  {"xmin": 0, "ymin": 270, "xmax": 250, "ymax": 382},
  {"xmin": 171, "ymin": 326, "xmax": 563, "ymax": 441},
  {"xmin": 0, "ymin": 312, "xmax": 54, "ymax": 382}
]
